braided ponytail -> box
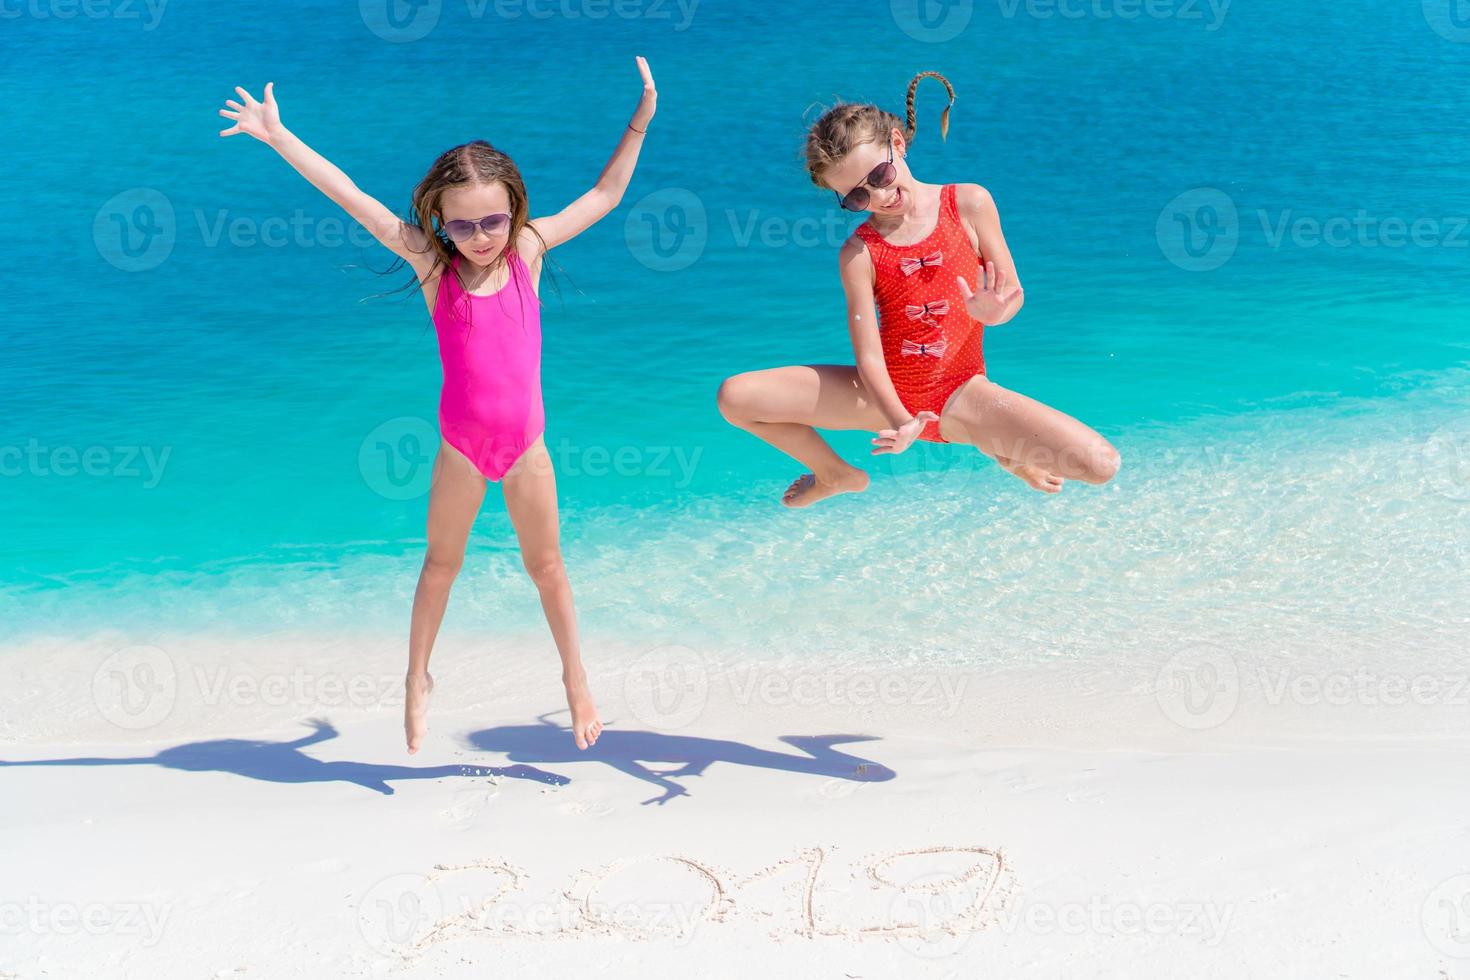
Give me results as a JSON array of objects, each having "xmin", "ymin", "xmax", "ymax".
[
  {"xmin": 904, "ymin": 71, "xmax": 956, "ymax": 142},
  {"xmin": 804, "ymin": 71, "xmax": 958, "ymax": 187}
]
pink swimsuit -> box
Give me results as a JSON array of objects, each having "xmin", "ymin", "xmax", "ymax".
[{"xmin": 433, "ymin": 251, "xmax": 544, "ymax": 481}]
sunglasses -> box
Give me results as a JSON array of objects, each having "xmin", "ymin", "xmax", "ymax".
[
  {"xmin": 441, "ymin": 212, "xmax": 511, "ymax": 243},
  {"xmin": 834, "ymin": 139, "xmax": 897, "ymax": 212}
]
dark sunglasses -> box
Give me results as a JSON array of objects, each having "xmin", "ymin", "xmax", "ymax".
[
  {"xmin": 441, "ymin": 212, "xmax": 511, "ymax": 243},
  {"xmin": 835, "ymin": 139, "xmax": 897, "ymax": 212}
]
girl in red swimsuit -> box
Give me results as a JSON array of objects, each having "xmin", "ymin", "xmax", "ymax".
[{"xmin": 718, "ymin": 72, "xmax": 1121, "ymax": 508}]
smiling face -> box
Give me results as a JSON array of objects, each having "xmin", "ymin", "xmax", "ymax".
[
  {"xmin": 822, "ymin": 128, "xmax": 913, "ymax": 217},
  {"xmin": 438, "ymin": 181, "xmax": 513, "ymax": 268}
]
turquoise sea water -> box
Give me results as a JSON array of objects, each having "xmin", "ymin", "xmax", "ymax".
[{"xmin": 2, "ymin": 1, "xmax": 1467, "ymax": 659}]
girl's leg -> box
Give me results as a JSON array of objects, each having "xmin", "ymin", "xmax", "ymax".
[
  {"xmin": 405, "ymin": 439, "xmax": 487, "ymax": 754},
  {"xmin": 938, "ymin": 375, "xmax": 1122, "ymax": 485},
  {"xmin": 499, "ymin": 437, "xmax": 602, "ymax": 750},
  {"xmin": 716, "ymin": 364, "xmax": 888, "ymax": 508}
]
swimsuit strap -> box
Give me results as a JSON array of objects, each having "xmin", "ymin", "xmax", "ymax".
[
  {"xmin": 435, "ymin": 251, "xmax": 531, "ymax": 320},
  {"xmin": 852, "ymin": 184, "xmax": 958, "ymax": 263}
]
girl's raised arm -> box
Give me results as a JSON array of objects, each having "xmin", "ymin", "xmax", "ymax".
[
  {"xmin": 525, "ymin": 56, "xmax": 657, "ymax": 254},
  {"xmin": 219, "ymin": 83, "xmax": 434, "ymax": 278},
  {"xmin": 955, "ymin": 183, "xmax": 1024, "ymax": 327}
]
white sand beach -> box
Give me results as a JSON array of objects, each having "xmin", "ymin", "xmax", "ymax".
[{"xmin": 4, "ymin": 630, "xmax": 1468, "ymax": 978}]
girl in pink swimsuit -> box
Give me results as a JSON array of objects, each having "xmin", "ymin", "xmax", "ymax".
[
  {"xmin": 218, "ymin": 58, "xmax": 658, "ymax": 754},
  {"xmin": 718, "ymin": 71, "xmax": 1122, "ymax": 509}
]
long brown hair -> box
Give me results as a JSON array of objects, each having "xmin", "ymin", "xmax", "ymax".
[
  {"xmin": 380, "ymin": 139, "xmax": 556, "ymax": 315},
  {"xmin": 803, "ymin": 71, "xmax": 956, "ymax": 189}
]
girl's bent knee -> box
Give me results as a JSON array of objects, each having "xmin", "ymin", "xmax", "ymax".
[
  {"xmin": 715, "ymin": 374, "xmax": 751, "ymax": 423},
  {"xmin": 1086, "ymin": 445, "xmax": 1122, "ymax": 484}
]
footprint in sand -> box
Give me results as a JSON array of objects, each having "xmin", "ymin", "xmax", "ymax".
[
  {"xmin": 1003, "ymin": 773, "xmax": 1044, "ymax": 794},
  {"xmin": 440, "ymin": 782, "xmax": 500, "ymax": 828},
  {"xmin": 559, "ymin": 798, "xmax": 614, "ymax": 817},
  {"xmin": 818, "ymin": 776, "xmax": 868, "ymax": 800}
]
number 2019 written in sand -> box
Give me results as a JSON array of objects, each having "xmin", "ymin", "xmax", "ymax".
[{"xmin": 361, "ymin": 845, "xmax": 1011, "ymax": 951}]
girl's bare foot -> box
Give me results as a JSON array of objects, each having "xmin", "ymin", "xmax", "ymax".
[
  {"xmin": 1002, "ymin": 460, "xmax": 1064, "ymax": 493},
  {"xmin": 781, "ymin": 466, "xmax": 870, "ymax": 508},
  {"xmin": 405, "ymin": 672, "xmax": 434, "ymax": 754},
  {"xmin": 564, "ymin": 669, "xmax": 602, "ymax": 750}
]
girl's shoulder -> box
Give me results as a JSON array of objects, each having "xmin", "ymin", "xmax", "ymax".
[{"xmin": 951, "ymin": 183, "xmax": 998, "ymax": 222}]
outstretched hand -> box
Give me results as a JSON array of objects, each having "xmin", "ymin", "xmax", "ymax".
[
  {"xmin": 219, "ymin": 82, "xmax": 283, "ymax": 144},
  {"xmin": 872, "ymin": 412, "xmax": 939, "ymax": 455},
  {"xmin": 957, "ymin": 263, "xmax": 1023, "ymax": 324},
  {"xmin": 631, "ymin": 56, "xmax": 657, "ymax": 131}
]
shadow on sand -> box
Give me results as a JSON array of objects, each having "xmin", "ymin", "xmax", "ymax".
[{"xmin": 3, "ymin": 714, "xmax": 897, "ymax": 805}]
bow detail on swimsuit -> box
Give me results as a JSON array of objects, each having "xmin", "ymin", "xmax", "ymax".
[
  {"xmin": 899, "ymin": 251, "xmax": 943, "ymax": 276},
  {"xmin": 901, "ymin": 338, "xmax": 948, "ymax": 358},
  {"xmin": 904, "ymin": 299, "xmax": 950, "ymax": 327}
]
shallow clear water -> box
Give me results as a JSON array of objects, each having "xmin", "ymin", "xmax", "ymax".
[{"xmin": 2, "ymin": 0, "xmax": 1466, "ymax": 663}]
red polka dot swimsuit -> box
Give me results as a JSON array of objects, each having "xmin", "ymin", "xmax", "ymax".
[{"xmin": 854, "ymin": 183, "xmax": 986, "ymax": 443}]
